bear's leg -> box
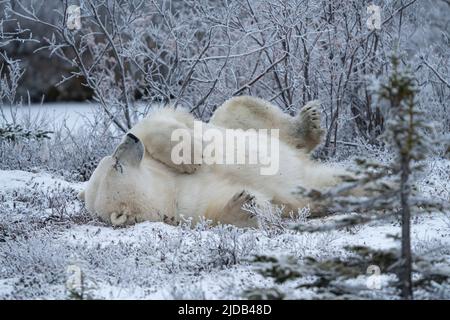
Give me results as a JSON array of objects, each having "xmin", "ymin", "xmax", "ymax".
[
  {"xmin": 210, "ymin": 96, "xmax": 287, "ymax": 131},
  {"xmin": 218, "ymin": 190, "xmax": 259, "ymax": 228},
  {"xmin": 212, "ymin": 96, "xmax": 324, "ymax": 153},
  {"xmin": 290, "ymin": 100, "xmax": 324, "ymax": 152}
]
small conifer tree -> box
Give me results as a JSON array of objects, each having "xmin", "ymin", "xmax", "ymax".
[{"xmin": 248, "ymin": 55, "xmax": 449, "ymax": 299}]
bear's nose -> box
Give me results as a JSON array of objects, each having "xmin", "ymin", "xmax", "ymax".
[{"xmin": 126, "ymin": 133, "xmax": 140, "ymax": 143}]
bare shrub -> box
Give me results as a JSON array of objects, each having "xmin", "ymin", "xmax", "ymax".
[{"xmin": 4, "ymin": 0, "xmax": 448, "ymax": 156}]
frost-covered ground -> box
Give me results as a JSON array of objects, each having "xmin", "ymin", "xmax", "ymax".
[
  {"xmin": 0, "ymin": 104, "xmax": 449, "ymax": 299},
  {"xmin": 1, "ymin": 158, "xmax": 449, "ymax": 300}
]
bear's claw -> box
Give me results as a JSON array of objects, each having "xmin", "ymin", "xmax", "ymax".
[
  {"xmin": 299, "ymin": 100, "xmax": 322, "ymax": 131},
  {"xmin": 293, "ymin": 100, "xmax": 324, "ymax": 151},
  {"xmin": 231, "ymin": 190, "xmax": 255, "ymax": 207}
]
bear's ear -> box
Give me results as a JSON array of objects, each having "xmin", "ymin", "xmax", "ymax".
[
  {"xmin": 110, "ymin": 212, "xmax": 127, "ymax": 226},
  {"xmin": 113, "ymin": 133, "xmax": 144, "ymax": 167}
]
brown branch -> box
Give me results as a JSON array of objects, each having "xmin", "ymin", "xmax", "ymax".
[
  {"xmin": 233, "ymin": 53, "xmax": 288, "ymax": 96},
  {"xmin": 420, "ymin": 57, "xmax": 450, "ymax": 89}
]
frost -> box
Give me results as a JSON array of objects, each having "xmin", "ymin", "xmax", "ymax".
[{"xmin": 0, "ymin": 160, "xmax": 448, "ymax": 299}]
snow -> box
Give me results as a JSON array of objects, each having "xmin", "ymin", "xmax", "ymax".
[
  {"xmin": 1, "ymin": 161, "xmax": 449, "ymax": 299},
  {"xmin": 1, "ymin": 103, "xmax": 98, "ymax": 130},
  {"xmin": 1, "ymin": 99, "xmax": 449, "ymax": 299},
  {"xmin": 0, "ymin": 169, "xmax": 83, "ymax": 191},
  {"xmin": 1, "ymin": 102, "xmax": 152, "ymax": 130}
]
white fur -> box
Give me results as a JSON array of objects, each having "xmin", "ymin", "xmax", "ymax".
[{"xmin": 81, "ymin": 98, "xmax": 345, "ymax": 228}]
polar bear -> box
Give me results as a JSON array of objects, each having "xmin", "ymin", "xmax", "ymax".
[{"xmin": 79, "ymin": 96, "xmax": 344, "ymax": 228}]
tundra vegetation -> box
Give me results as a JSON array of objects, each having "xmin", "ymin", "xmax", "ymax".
[{"xmin": 0, "ymin": 0, "xmax": 449, "ymax": 299}]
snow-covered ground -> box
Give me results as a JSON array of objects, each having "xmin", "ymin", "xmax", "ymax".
[
  {"xmin": 1, "ymin": 159, "xmax": 449, "ymax": 299},
  {"xmin": 1, "ymin": 102, "xmax": 154, "ymax": 131},
  {"xmin": 1, "ymin": 103, "xmax": 98, "ymax": 130},
  {"xmin": 1, "ymin": 103, "xmax": 449, "ymax": 299}
]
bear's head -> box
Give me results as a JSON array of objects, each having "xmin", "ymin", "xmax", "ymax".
[{"xmin": 78, "ymin": 133, "xmax": 165, "ymax": 226}]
